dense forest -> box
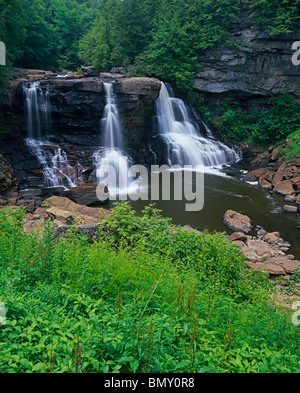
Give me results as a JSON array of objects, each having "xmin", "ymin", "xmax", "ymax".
[{"xmin": 1, "ymin": 0, "xmax": 300, "ymax": 87}]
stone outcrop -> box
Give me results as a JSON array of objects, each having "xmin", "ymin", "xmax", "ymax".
[
  {"xmin": 194, "ymin": 10, "xmax": 300, "ymax": 110},
  {"xmin": 115, "ymin": 77, "xmax": 162, "ymax": 154},
  {"xmin": 23, "ymin": 196, "xmax": 111, "ymax": 240}
]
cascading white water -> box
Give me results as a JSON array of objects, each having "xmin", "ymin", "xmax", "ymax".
[
  {"xmin": 101, "ymin": 82, "xmax": 125, "ymax": 150},
  {"xmin": 24, "ymin": 81, "xmax": 83, "ymax": 190},
  {"xmin": 94, "ymin": 82, "xmax": 131, "ymax": 196},
  {"xmin": 26, "ymin": 139, "xmax": 83, "ymax": 190},
  {"xmin": 24, "ymin": 81, "xmax": 50, "ymax": 139},
  {"xmin": 155, "ymin": 83, "xmax": 241, "ymax": 168}
]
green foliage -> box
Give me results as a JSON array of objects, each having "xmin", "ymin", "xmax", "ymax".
[
  {"xmin": 197, "ymin": 101, "xmax": 252, "ymax": 142},
  {"xmin": 79, "ymin": 0, "xmax": 158, "ymax": 71},
  {"xmin": 194, "ymin": 94, "xmax": 300, "ymax": 147},
  {"xmin": 252, "ymin": 95, "xmax": 300, "ymax": 146},
  {"xmin": 276, "ymin": 130, "xmax": 300, "ymax": 159},
  {"xmin": 0, "ymin": 0, "xmax": 99, "ymax": 70},
  {"xmin": 285, "ymin": 130, "xmax": 300, "ymax": 158},
  {"xmin": 1, "ymin": 205, "xmax": 300, "ymax": 373},
  {"xmin": 250, "ymin": 0, "xmax": 300, "ymax": 36}
]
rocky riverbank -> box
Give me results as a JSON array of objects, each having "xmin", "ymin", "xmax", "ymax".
[
  {"xmin": 19, "ymin": 198, "xmax": 300, "ymax": 282},
  {"xmin": 223, "ymin": 209, "xmax": 300, "ymax": 280},
  {"xmin": 242, "ymin": 141, "xmax": 300, "ymax": 214}
]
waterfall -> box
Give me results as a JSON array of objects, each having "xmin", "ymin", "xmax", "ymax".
[
  {"xmin": 154, "ymin": 83, "xmax": 241, "ymax": 168},
  {"xmin": 101, "ymin": 82, "xmax": 125, "ymax": 150},
  {"xmin": 26, "ymin": 139, "xmax": 83, "ymax": 190},
  {"xmin": 94, "ymin": 82, "xmax": 131, "ymax": 196},
  {"xmin": 23, "ymin": 81, "xmax": 50, "ymax": 139},
  {"xmin": 24, "ymin": 81, "xmax": 83, "ymax": 190}
]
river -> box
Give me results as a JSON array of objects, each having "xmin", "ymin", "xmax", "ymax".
[{"xmin": 105, "ymin": 169, "xmax": 300, "ymax": 260}]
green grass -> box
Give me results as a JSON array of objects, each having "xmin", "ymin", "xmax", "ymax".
[{"xmin": 0, "ymin": 203, "xmax": 300, "ymax": 373}]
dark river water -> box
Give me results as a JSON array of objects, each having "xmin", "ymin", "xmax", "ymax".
[{"xmin": 106, "ymin": 169, "xmax": 300, "ymax": 260}]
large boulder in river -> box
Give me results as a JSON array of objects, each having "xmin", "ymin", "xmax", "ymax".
[{"xmin": 223, "ymin": 210, "xmax": 252, "ymax": 233}]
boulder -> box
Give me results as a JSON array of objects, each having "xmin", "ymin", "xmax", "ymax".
[
  {"xmin": 265, "ymin": 232, "xmax": 280, "ymax": 244},
  {"xmin": 274, "ymin": 180, "xmax": 294, "ymax": 196},
  {"xmin": 81, "ymin": 66, "xmax": 98, "ymax": 77},
  {"xmin": 66, "ymin": 183, "xmax": 109, "ymax": 206},
  {"xmin": 283, "ymin": 205, "xmax": 298, "ymax": 213},
  {"xmin": 272, "ymin": 164, "xmax": 286, "ymax": 186},
  {"xmin": 110, "ymin": 67, "xmax": 127, "ymax": 74},
  {"xmin": 263, "ymin": 170, "xmax": 275, "ymax": 183},
  {"xmin": 242, "ymin": 239, "xmax": 277, "ymax": 262},
  {"xmin": 266, "ymin": 257, "xmax": 300, "ymax": 274},
  {"xmin": 118, "ymin": 77, "xmax": 161, "ymax": 97},
  {"xmin": 227, "ymin": 232, "xmax": 249, "ymax": 242},
  {"xmin": 254, "ymin": 262, "xmax": 286, "ymax": 276},
  {"xmin": 223, "ymin": 210, "xmax": 252, "ymax": 233},
  {"xmin": 296, "ymin": 195, "xmax": 300, "ymax": 211},
  {"xmin": 242, "ymin": 168, "xmax": 265, "ymax": 182},
  {"xmin": 23, "ymin": 196, "xmax": 112, "ymax": 236},
  {"xmin": 284, "ymin": 194, "xmax": 296, "ymax": 203},
  {"xmin": 258, "ymin": 178, "xmax": 272, "ymax": 190},
  {"xmin": 23, "ymin": 219, "xmax": 47, "ymax": 234},
  {"xmin": 257, "ymin": 228, "xmax": 267, "ymax": 237}
]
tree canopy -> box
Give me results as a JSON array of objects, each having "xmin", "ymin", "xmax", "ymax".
[
  {"xmin": 0, "ymin": 0, "xmax": 100, "ymax": 70},
  {"xmin": 0, "ymin": 0, "xmax": 299, "ymax": 87}
]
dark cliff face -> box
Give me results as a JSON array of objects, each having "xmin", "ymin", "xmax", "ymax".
[
  {"xmin": 194, "ymin": 12, "xmax": 300, "ymax": 110},
  {"xmin": 7, "ymin": 76, "xmax": 161, "ymax": 150}
]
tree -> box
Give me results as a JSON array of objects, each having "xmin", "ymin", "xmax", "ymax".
[{"xmin": 0, "ymin": 0, "xmax": 100, "ymax": 70}]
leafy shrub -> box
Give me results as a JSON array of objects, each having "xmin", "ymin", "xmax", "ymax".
[{"xmin": 253, "ymin": 95, "xmax": 300, "ymax": 146}]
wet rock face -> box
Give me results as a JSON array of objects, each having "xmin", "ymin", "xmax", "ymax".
[
  {"xmin": 194, "ymin": 11, "xmax": 300, "ymax": 110},
  {"xmin": 8, "ymin": 76, "xmax": 161, "ymax": 156},
  {"xmin": 0, "ymin": 76, "xmax": 162, "ymax": 210}
]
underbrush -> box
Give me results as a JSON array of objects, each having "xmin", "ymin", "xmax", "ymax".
[
  {"xmin": 195, "ymin": 94, "xmax": 300, "ymax": 149},
  {"xmin": 284, "ymin": 130, "xmax": 300, "ymax": 158},
  {"xmin": 0, "ymin": 204, "xmax": 300, "ymax": 373}
]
